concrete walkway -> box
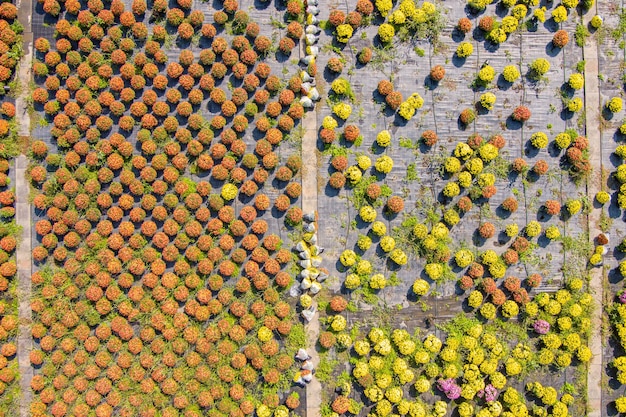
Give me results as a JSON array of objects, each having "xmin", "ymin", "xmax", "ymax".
[
  {"xmin": 582, "ymin": 5, "xmax": 603, "ymax": 417},
  {"xmin": 15, "ymin": 0, "xmax": 32, "ymax": 137},
  {"xmin": 15, "ymin": 156, "xmax": 32, "ymax": 417},
  {"xmin": 301, "ymin": 104, "xmax": 321, "ymax": 416},
  {"xmin": 15, "ymin": 0, "xmax": 33, "ymax": 412}
]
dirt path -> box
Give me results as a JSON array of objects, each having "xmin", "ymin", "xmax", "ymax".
[
  {"xmin": 582, "ymin": 5, "xmax": 604, "ymax": 417},
  {"xmin": 301, "ymin": 106, "xmax": 321, "ymax": 415}
]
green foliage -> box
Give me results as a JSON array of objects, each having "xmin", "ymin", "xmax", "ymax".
[
  {"xmin": 0, "ymin": 221, "xmax": 21, "ymax": 240},
  {"xmin": 322, "ymin": 143, "xmax": 349, "ymax": 157},
  {"xmin": 348, "ymin": 175, "xmax": 379, "ymax": 209},
  {"xmin": 475, "ymin": 157, "xmax": 503, "ymax": 181},
  {"xmin": 406, "ymin": 163, "xmax": 418, "ymax": 181},
  {"xmin": 316, "ymin": 352, "xmax": 339, "ymax": 382},
  {"xmin": 399, "ymin": 137, "xmax": 416, "ymax": 149},
  {"xmin": 286, "ymin": 323, "xmax": 306, "ymax": 351},
  {"xmin": 576, "ymin": 60, "xmax": 585, "ymax": 73},
  {"xmin": 575, "ymin": 23, "xmax": 589, "ymax": 47},
  {"xmin": 487, "ymin": 318, "xmax": 529, "ymax": 342},
  {"xmin": 320, "ymin": 403, "xmax": 334, "ymax": 417},
  {"xmin": 394, "ymin": 1, "xmax": 446, "ymax": 43},
  {"xmin": 437, "ymin": 313, "xmax": 481, "ymax": 338},
  {"xmin": 611, "ymin": 8, "xmax": 626, "ymax": 41}
]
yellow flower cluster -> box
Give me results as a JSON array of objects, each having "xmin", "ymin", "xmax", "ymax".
[
  {"xmin": 487, "ymin": 28, "xmax": 507, "ymax": 44},
  {"xmin": 511, "ymin": 4, "xmax": 527, "ymax": 19},
  {"xmin": 479, "ymin": 92, "xmax": 496, "ymax": 110},
  {"xmin": 444, "ymin": 209, "xmax": 460, "ymax": 226},
  {"xmin": 458, "ymin": 172, "xmax": 472, "ymax": 188},
  {"xmin": 466, "ymin": 157, "xmax": 484, "ymax": 174},
  {"xmin": 333, "ymin": 102, "xmax": 352, "ymax": 120},
  {"xmin": 443, "ymin": 182, "xmax": 460, "ymax": 197},
  {"xmin": 345, "ymin": 273, "xmax": 360, "ymax": 289},
  {"xmin": 340, "ymin": 249, "xmax": 357, "ymax": 266},
  {"xmin": 357, "ymin": 234, "xmax": 372, "ymax": 250},
  {"xmin": 568, "ymin": 73, "xmax": 584, "ymax": 90},
  {"xmin": 336, "ymin": 24, "xmax": 353, "ymax": 43},
  {"xmin": 376, "ymin": 130, "xmax": 392, "ymax": 147},
  {"xmin": 444, "ymin": 156, "xmax": 461, "ymax": 173},
  {"xmin": 530, "ymin": 58, "xmax": 550, "ymax": 77},
  {"xmin": 369, "ymin": 273, "xmax": 387, "ymax": 289},
  {"xmin": 596, "ymin": 190, "xmax": 610, "ymax": 204},
  {"xmin": 502, "ymin": 65, "xmax": 520, "ymax": 82},
  {"xmin": 354, "ymin": 340, "xmax": 371, "ymax": 356},
  {"xmin": 480, "ymin": 302, "xmax": 496, "ymax": 320},
  {"xmin": 501, "ymin": 16, "xmax": 518, "ymax": 33},
  {"xmin": 379, "ymin": 235, "xmax": 395, "ymax": 252},
  {"xmin": 356, "ymin": 259, "xmax": 372, "ymax": 275},
  {"xmin": 455, "ymin": 142, "xmax": 473, "ymax": 159},
  {"xmin": 551, "ymin": 6, "xmax": 567, "ymax": 23},
  {"xmin": 412, "ymin": 279, "xmax": 429, "ymax": 296},
  {"xmin": 376, "ymin": 0, "xmax": 393, "ymax": 16},
  {"xmin": 525, "ymin": 220, "xmax": 541, "ymax": 237},
  {"xmin": 221, "ymin": 183, "xmax": 238, "ymax": 200},
  {"xmin": 256, "ymin": 404, "xmax": 271, "ymax": 417},
  {"xmin": 608, "ymin": 97, "xmax": 623, "ymax": 113},
  {"xmin": 258, "ymin": 326, "xmax": 273, "ymax": 342},
  {"xmin": 502, "ymin": 300, "xmax": 519, "ymax": 318},
  {"xmin": 322, "ymin": 115, "xmax": 338, "ymax": 129},
  {"xmin": 390, "ymin": 248, "xmax": 407, "ymax": 265},
  {"xmin": 478, "ymin": 65, "xmax": 495, "ymax": 83},
  {"xmin": 591, "ymin": 15, "xmax": 602, "ymax": 28},
  {"xmin": 530, "ymin": 131, "xmax": 549, "ymax": 149},
  {"xmin": 371, "ymin": 221, "xmax": 387, "ymax": 236},
  {"xmin": 330, "ymin": 315, "xmax": 346, "ymax": 331},
  {"xmin": 331, "ymin": 78, "xmax": 350, "ymax": 95},
  {"xmin": 345, "ymin": 165, "xmax": 362, "ymax": 184},
  {"xmin": 554, "ymin": 132, "xmax": 572, "ymax": 149},
  {"xmin": 424, "ymin": 263, "xmax": 443, "ymax": 279},
  {"xmin": 534, "ymin": 6, "xmax": 547, "ymax": 22},
  {"xmin": 566, "ymin": 199, "xmax": 582, "ymax": 215},
  {"xmin": 456, "ymin": 42, "xmax": 474, "ymax": 58},
  {"xmin": 505, "ymin": 223, "xmax": 519, "ymax": 237},
  {"xmin": 375, "ymin": 155, "xmax": 394, "ymax": 174},
  {"xmin": 568, "ymin": 97, "xmax": 583, "ymax": 112},
  {"xmin": 356, "ymin": 155, "xmax": 371, "ymax": 170},
  {"xmin": 378, "ymin": 23, "xmax": 395, "ymax": 43},
  {"xmin": 478, "ymin": 144, "xmax": 498, "ymax": 162},
  {"xmin": 545, "ymin": 225, "xmax": 560, "ymax": 240},
  {"xmin": 467, "ymin": 0, "xmax": 491, "ymax": 11},
  {"xmin": 455, "ymin": 249, "xmax": 474, "ymax": 268}
]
